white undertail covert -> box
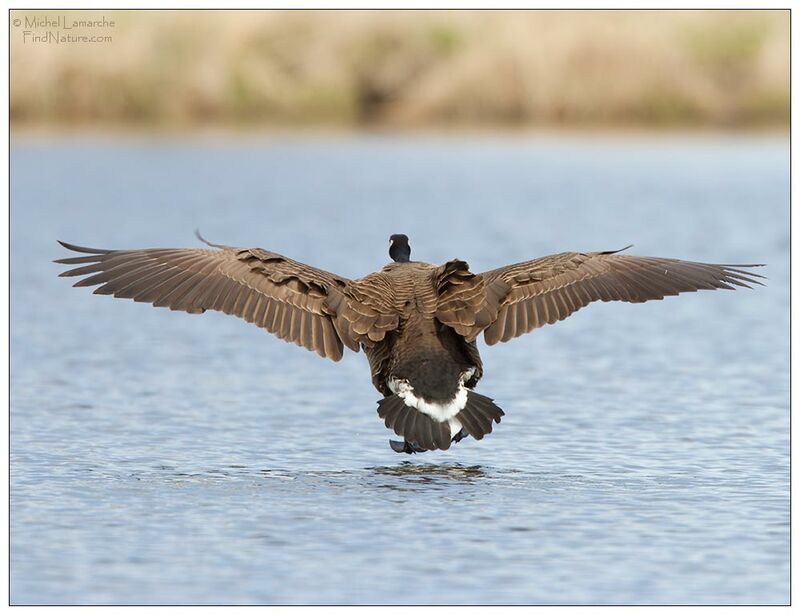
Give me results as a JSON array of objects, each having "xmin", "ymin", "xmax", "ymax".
[{"xmin": 387, "ymin": 368, "xmax": 475, "ymax": 437}]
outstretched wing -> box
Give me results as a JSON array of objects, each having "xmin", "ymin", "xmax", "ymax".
[
  {"xmin": 55, "ymin": 240, "xmax": 355, "ymax": 361},
  {"xmin": 477, "ymin": 248, "xmax": 764, "ymax": 345}
]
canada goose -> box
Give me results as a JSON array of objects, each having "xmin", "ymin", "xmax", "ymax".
[{"xmin": 56, "ymin": 233, "xmax": 763, "ymax": 454}]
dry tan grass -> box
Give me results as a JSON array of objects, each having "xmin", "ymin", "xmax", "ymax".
[{"xmin": 10, "ymin": 9, "xmax": 789, "ymax": 129}]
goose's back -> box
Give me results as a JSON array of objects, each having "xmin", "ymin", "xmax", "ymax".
[
  {"xmin": 346, "ymin": 261, "xmax": 484, "ymax": 399},
  {"xmin": 358, "ymin": 261, "xmax": 439, "ymax": 315},
  {"xmin": 327, "ymin": 262, "xmax": 438, "ymax": 346}
]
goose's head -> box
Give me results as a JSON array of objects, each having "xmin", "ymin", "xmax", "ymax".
[{"xmin": 389, "ymin": 234, "xmax": 411, "ymax": 263}]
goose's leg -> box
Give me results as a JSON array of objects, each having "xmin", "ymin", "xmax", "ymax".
[
  {"xmin": 389, "ymin": 439, "xmax": 427, "ymax": 454},
  {"xmin": 451, "ymin": 428, "xmax": 469, "ymax": 444}
]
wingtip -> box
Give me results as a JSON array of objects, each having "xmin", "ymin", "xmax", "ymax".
[
  {"xmin": 56, "ymin": 239, "xmax": 86, "ymax": 252},
  {"xmin": 603, "ymin": 244, "xmax": 634, "ymax": 255},
  {"xmin": 723, "ymin": 264, "xmax": 768, "ymax": 286},
  {"xmin": 54, "ymin": 240, "xmax": 68, "ymax": 263},
  {"xmin": 55, "ymin": 240, "xmax": 112, "ymax": 255},
  {"xmin": 194, "ymin": 229, "xmax": 229, "ymax": 249}
]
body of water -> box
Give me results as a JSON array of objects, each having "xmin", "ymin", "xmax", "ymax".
[{"xmin": 11, "ymin": 134, "xmax": 789, "ymax": 604}]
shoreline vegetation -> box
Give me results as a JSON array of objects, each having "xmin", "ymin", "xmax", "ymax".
[{"xmin": 11, "ymin": 10, "xmax": 788, "ymax": 130}]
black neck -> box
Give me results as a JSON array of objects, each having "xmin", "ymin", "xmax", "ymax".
[{"xmin": 390, "ymin": 245, "xmax": 411, "ymax": 263}]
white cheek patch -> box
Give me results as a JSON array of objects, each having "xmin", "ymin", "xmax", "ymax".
[{"xmin": 388, "ymin": 377, "xmax": 470, "ymax": 422}]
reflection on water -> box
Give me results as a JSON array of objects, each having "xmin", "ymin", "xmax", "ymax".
[
  {"xmin": 11, "ymin": 134, "xmax": 788, "ymax": 605},
  {"xmin": 367, "ymin": 463, "xmax": 488, "ymax": 492},
  {"xmin": 370, "ymin": 462, "xmax": 486, "ymax": 479}
]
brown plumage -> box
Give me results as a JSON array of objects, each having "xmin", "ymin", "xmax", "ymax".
[{"xmin": 56, "ymin": 234, "xmax": 763, "ymax": 454}]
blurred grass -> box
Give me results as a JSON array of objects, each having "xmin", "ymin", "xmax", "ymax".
[{"xmin": 10, "ymin": 9, "xmax": 789, "ymax": 130}]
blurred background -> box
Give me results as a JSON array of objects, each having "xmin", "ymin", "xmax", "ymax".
[
  {"xmin": 11, "ymin": 9, "xmax": 789, "ymax": 607},
  {"xmin": 11, "ymin": 9, "xmax": 789, "ymax": 131}
]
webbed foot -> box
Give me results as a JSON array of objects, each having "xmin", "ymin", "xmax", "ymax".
[{"xmin": 389, "ymin": 439, "xmax": 428, "ymax": 454}]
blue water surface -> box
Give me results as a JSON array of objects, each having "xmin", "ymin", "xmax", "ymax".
[{"xmin": 11, "ymin": 133, "xmax": 789, "ymax": 604}]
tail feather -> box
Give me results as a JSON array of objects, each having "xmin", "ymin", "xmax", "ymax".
[
  {"xmin": 377, "ymin": 395, "xmax": 405, "ymax": 429},
  {"xmin": 417, "ymin": 414, "xmax": 433, "ymax": 450},
  {"xmin": 393, "ymin": 402, "xmax": 410, "ymax": 437},
  {"xmin": 406, "ymin": 408, "xmax": 418, "ymax": 449},
  {"xmin": 433, "ymin": 421, "xmax": 451, "ymax": 450},
  {"xmin": 456, "ymin": 391, "xmax": 504, "ymax": 441},
  {"xmin": 377, "ymin": 395, "xmax": 452, "ymax": 451},
  {"xmin": 454, "ymin": 405, "xmax": 482, "ymax": 439},
  {"xmin": 377, "ymin": 390, "xmax": 502, "ymax": 451}
]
